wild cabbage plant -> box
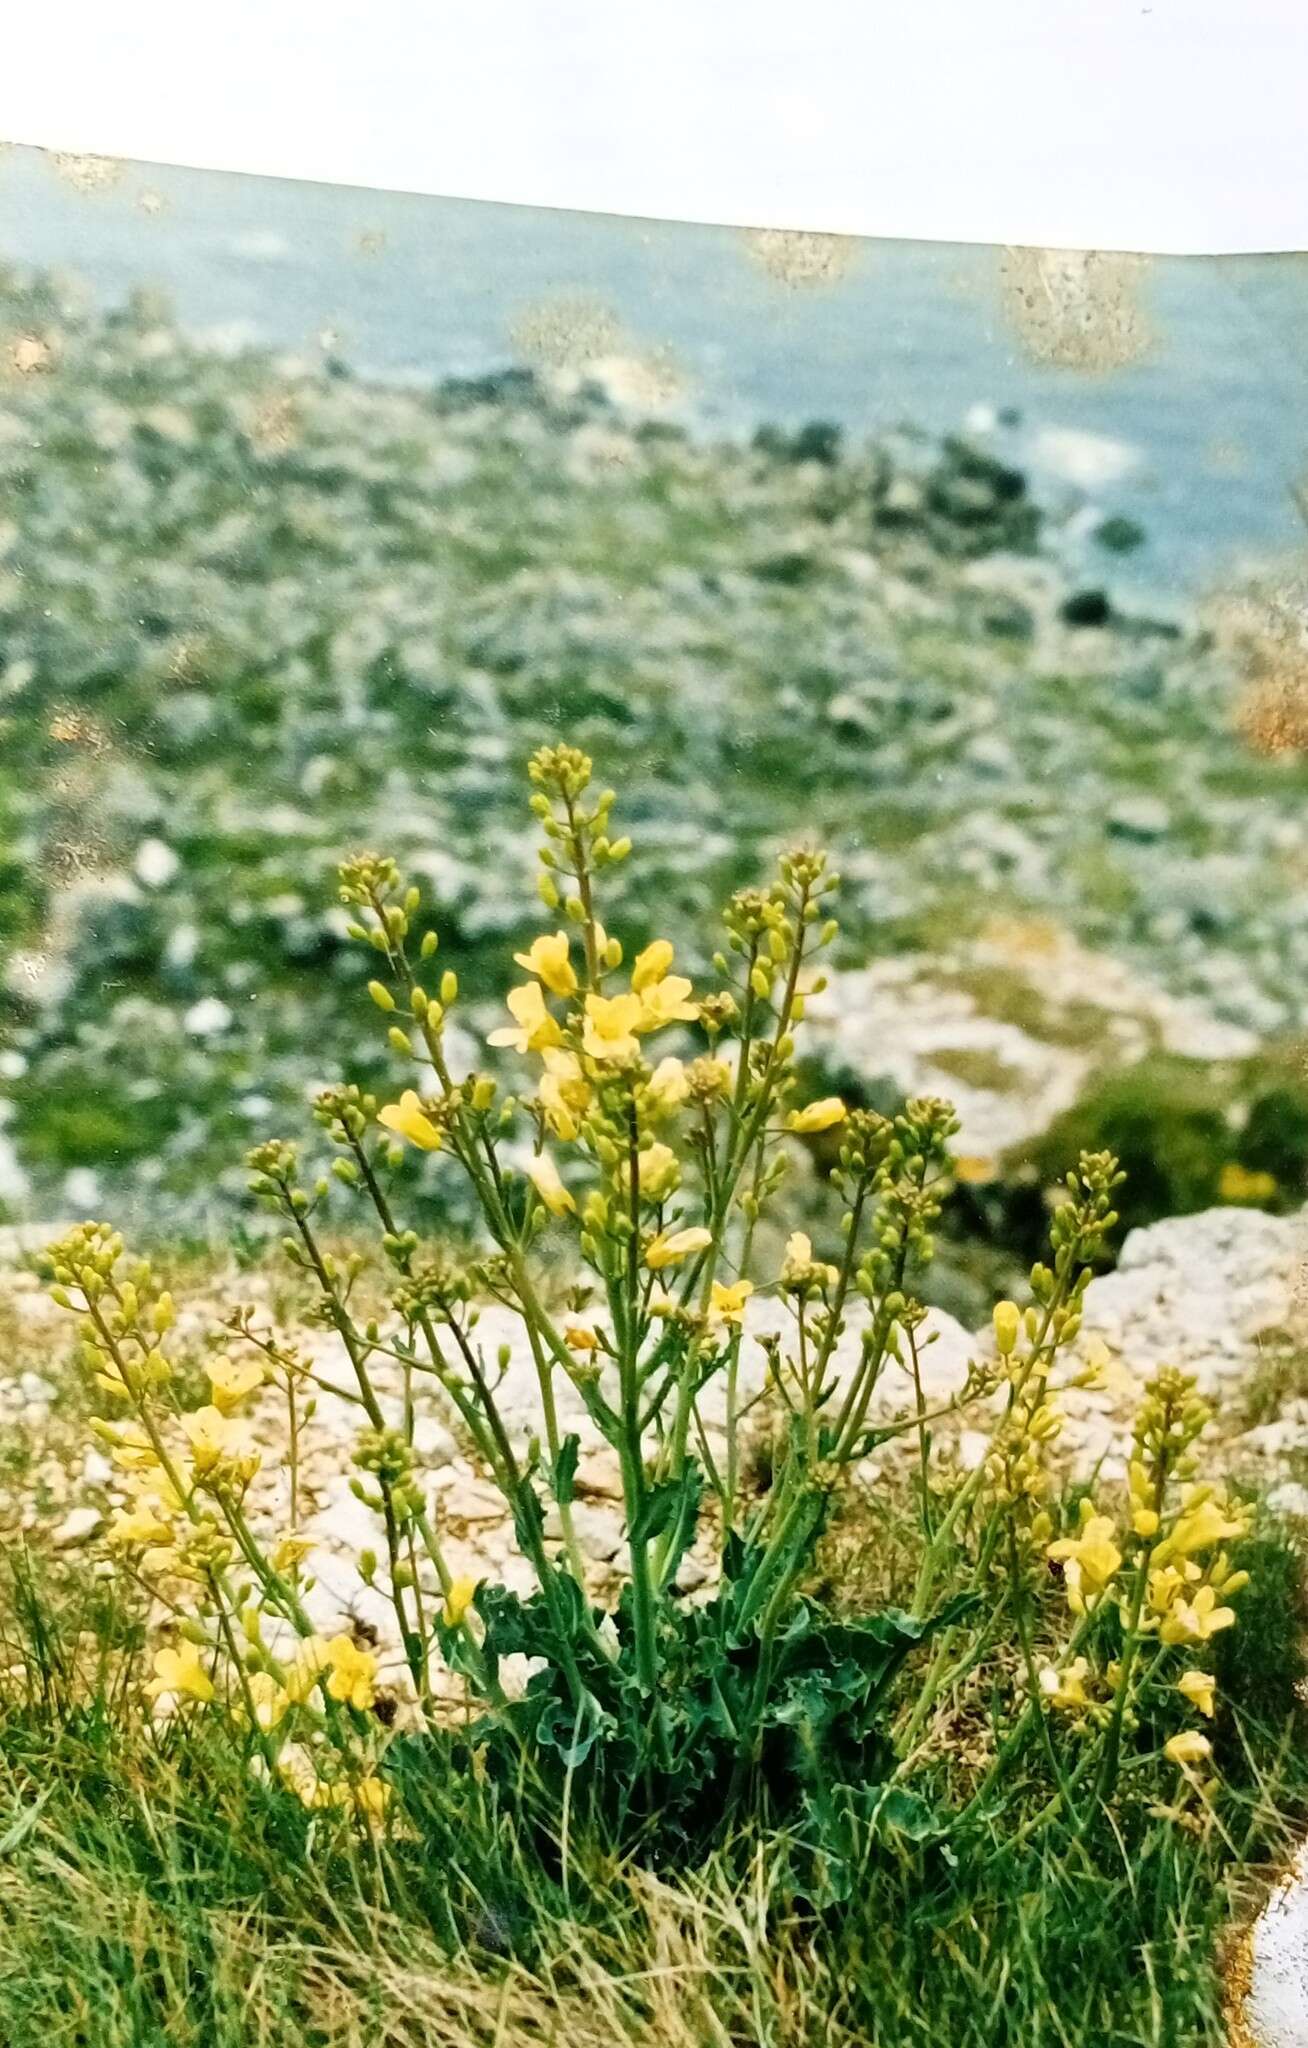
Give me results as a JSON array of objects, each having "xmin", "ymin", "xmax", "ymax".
[{"xmin": 40, "ymin": 747, "xmax": 1252, "ymax": 1856}]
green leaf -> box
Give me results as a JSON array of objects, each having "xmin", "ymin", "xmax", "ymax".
[
  {"xmin": 631, "ymin": 1465, "xmax": 700, "ymax": 1552},
  {"xmin": 866, "ymin": 1784, "xmax": 948, "ymax": 1843},
  {"xmin": 535, "ymin": 1689, "xmax": 610, "ymax": 1769}
]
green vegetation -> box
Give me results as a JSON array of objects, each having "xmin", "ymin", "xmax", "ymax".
[
  {"xmin": 2, "ymin": 1492, "xmax": 1303, "ymax": 2046},
  {"xmin": 1021, "ymin": 1048, "xmax": 1308, "ymax": 1248},
  {"xmin": 5, "ymin": 752, "xmax": 1306, "ymax": 2045},
  {"xmin": 3, "ymin": 265, "xmax": 1308, "ymax": 1233}
]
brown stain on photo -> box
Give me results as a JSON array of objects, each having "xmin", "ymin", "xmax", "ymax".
[
  {"xmin": 742, "ymin": 226, "xmax": 856, "ymax": 290},
  {"xmin": 5, "ymin": 332, "xmax": 59, "ymax": 378},
  {"xmin": 47, "ymin": 711, "xmax": 111, "ymax": 755},
  {"xmin": 245, "ymin": 392, "xmax": 303, "ymax": 456},
  {"xmin": 511, "ymin": 292, "xmax": 685, "ymax": 410},
  {"xmin": 999, "ymin": 247, "xmax": 1153, "ymax": 371},
  {"xmin": 47, "ymin": 151, "xmax": 125, "ymax": 196},
  {"xmin": 1216, "ymin": 572, "xmax": 1308, "ymax": 756},
  {"xmin": 511, "ymin": 292, "xmax": 626, "ymax": 371}
]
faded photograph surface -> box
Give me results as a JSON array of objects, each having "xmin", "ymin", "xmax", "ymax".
[{"xmin": 1, "ymin": 144, "xmax": 1306, "ymax": 2048}]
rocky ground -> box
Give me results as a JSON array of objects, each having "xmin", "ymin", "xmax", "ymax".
[
  {"xmin": 4, "ymin": 1200, "xmax": 1306, "ymax": 1689},
  {"xmin": 4, "ymin": 1206, "xmax": 1307, "ymax": 2044},
  {"xmin": 3, "ymin": 266, "xmax": 1308, "ymax": 1239}
]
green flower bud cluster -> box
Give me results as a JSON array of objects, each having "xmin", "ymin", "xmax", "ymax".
[
  {"xmin": 1048, "ymin": 1149, "xmax": 1124, "ymax": 1270},
  {"xmin": 855, "ymin": 1098, "xmax": 958, "ymax": 1296},
  {"xmin": 527, "ymin": 745, "xmax": 630, "ymax": 914},
  {"xmin": 1132, "ymin": 1366, "xmax": 1210, "ymax": 1477},
  {"xmin": 246, "ymin": 1140, "xmax": 300, "ymax": 1194},
  {"xmin": 313, "ymin": 1083, "xmax": 378, "ymax": 1145},
  {"xmin": 391, "ymin": 1256, "xmax": 474, "ymax": 1325},
  {"xmin": 351, "ymin": 1426, "xmax": 423, "ymax": 1521},
  {"xmin": 176, "ymin": 1520, "xmax": 236, "ymax": 1579}
]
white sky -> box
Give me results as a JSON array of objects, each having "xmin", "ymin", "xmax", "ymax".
[{"xmin": 0, "ymin": 1, "xmax": 1305, "ymax": 253}]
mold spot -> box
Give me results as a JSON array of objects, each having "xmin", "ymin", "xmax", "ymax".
[
  {"xmin": 511, "ymin": 293, "xmax": 685, "ymax": 410},
  {"xmin": 999, "ymin": 247, "xmax": 1152, "ymax": 371},
  {"xmin": 48, "ymin": 151, "xmax": 125, "ymax": 196},
  {"xmin": 47, "ymin": 711, "xmax": 111, "ymax": 754},
  {"xmin": 246, "ymin": 393, "xmax": 303, "ymax": 455},
  {"xmin": 511, "ymin": 293, "xmax": 624, "ymax": 372},
  {"xmin": 47, "ymin": 837, "xmax": 109, "ymax": 885},
  {"xmin": 743, "ymin": 226, "xmax": 856, "ymax": 290},
  {"xmin": 1216, "ymin": 574, "xmax": 1308, "ymax": 756},
  {"xmin": 6, "ymin": 333, "xmax": 57, "ymax": 376}
]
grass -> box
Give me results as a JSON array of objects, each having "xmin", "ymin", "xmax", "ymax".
[
  {"xmin": 1, "ymin": 1502, "xmax": 1304, "ymax": 2047},
  {"xmin": 0, "ymin": 1685, "xmax": 1297, "ymax": 2046}
]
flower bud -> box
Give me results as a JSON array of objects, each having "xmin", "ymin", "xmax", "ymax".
[{"xmin": 993, "ymin": 1300, "xmax": 1021, "ymax": 1356}]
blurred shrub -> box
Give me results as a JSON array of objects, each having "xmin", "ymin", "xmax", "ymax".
[{"xmin": 1019, "ymin": 1048, "xmax": 1308, "ymax": 1249}]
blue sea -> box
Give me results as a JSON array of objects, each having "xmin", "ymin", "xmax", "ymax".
[{"xmin": 3, "ymin": 143, "xmax": 1306, "ymax": 601}]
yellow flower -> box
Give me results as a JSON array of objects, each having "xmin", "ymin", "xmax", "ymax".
[
  {"xmin": 1158, "ymin": 1583, "xmax": 1237, "ymax": 1646},
  {"xmin": 1038, "ymin": 1656, "xmax": 1091, "ymax": 1713},
  {"xmin": 377, "ymin": 1090, "xmax": 443, "ymax": 1151},
  {"xmin": 513, "ymin": 931, "xmax": 577, "ymax": 998},
  {"xmin": 539, "ymin": 1048, "xmax": 590, "ymax": 1139},
  {"xmin": 1218, "ymin": 1162, "xmax": 1278, "ymax": 1203},
  {"xmin": 1210, "ymin": 1557, "xmax": 1250, "ymax": 1598},
  {"xmin": 645, "ymin": 1055, "xmax": 690, "ymax": 1111},
  {"xmin": 99, "ymin": 1420, "xmax": 163, "ymax": 1474},
  {"xmin": 354, "ymin": 1774, "xmax": 390, "ymax": 1826},
  {"xmin": 781, "ymin": 1232, "xmax": 840, "ymax": 1289},
  {"xmin": 630, "ymin": 939, "xmax": 675, "ymax": 992},
  {"xmin": 1047, "ymin": 1511, "xmax": 1122, "ymax": 1614},
  {"xmin": 582, "ymin": 991, "xmax": 643, "ymax": 1061},
  {"xmin": 992, "ymin": 1300, "xmax": 1021, "ymax": 1356},
  {"xmin": 325, "ymin": 1634, "xmax": 377, "ymax": 1711},
  {"xmin": 645, "ymin": 1225, "xmax": 713, "ymax": 1271},
  {"xmin": 489, "ymin": 982, "xmax": 564, "ymax": 1054},
  {"xmin": 788, "ymin": 1097, "xmax": 847, "ymax": 1134},
  {"xmin": 442, "ymin": 1576, "xmax": 478, "ymax": 1628},
  {"xmin": 1145, "ymin": 1563, "xmax": 1189, "ymax": 1618},
  {"xmin": 147, "ymin": 1642, "xmax": 215, "ymax": 1704},
  {"xmin": 1154, "ymin": 1492, "xmax": 1249, "ymax": 1565},
  {"xmin": 564, "ymin": 1323, "xmax": 599, "ymax": 1351},
  {"xmin": 1165, "ymin": 1729, "xmax": 1212, "ymax": 1768},
  {"xmin": 107, "ymin": 1500, "xmax": 173, "ymax": 1550},
  {"xmin": 635, "ymin": 976, "xmax": 698, "ymax": 1032},
  {"xmin": 246, "ymin": 1671, "xmax": 290, "ymax": 1731},
  {"xmin": 283, "ymin": 1635, "xmax": 332, "ymax": 1704},
  {"xmin": 1176, "ymin": 1669, "xmax": 1216, "ymax": 1719},
  {"xmin": 204, "ymin": 1354, "xmax": 265, "ymax": 1414},
  {"xmin": 636, "ymin": 1142, "xmax": 681, "ymax": 1202},
  {"xmin": 272, "ymin": 1534, "xmax": 315, "ymax": 1574},
  {"xmin": 180, "ymin": 1405, "xmax": 261, "ymax": 1486},
  {"xmin": 709, "ymin": 1279, "xmax": 754, "ymax": 1330},
  {"xmin": 527, "ymin": 1150, "xmax": 576, "ymax": 1217}
]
